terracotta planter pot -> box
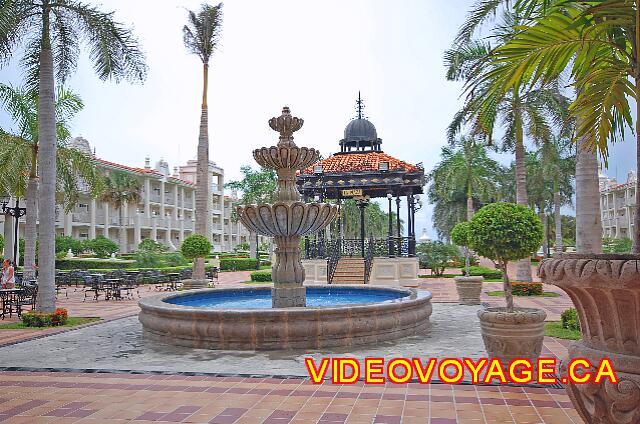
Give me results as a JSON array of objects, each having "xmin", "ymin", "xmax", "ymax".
[
  {"xmin": 539, "ymin": 254, "xmax": 640, "ymax": 424},
  {"xmin": 454, "ymin": 276, "xmax": 483, "ymax": 305},
  {"xmin": 477, "ymin": 307, "xmax": 546, "ymax": 363}
]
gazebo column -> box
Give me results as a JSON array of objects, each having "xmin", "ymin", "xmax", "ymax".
[
  {"xmin": 357, "ymin": 200, "xmax": 367, "ymax": 257},
  {"xmin": 395, "ymin": 195, "xmax": 401, "ymax": 255},
  {"xmin": 387, "ymin": 193, "xmax": 393, "ymax": 257},
  {"xmin": 408, "ymin": 195, "xmax": 415, "ymax": 256}
]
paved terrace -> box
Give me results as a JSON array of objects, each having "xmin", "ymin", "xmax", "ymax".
[{"xmin": 0, "ymin": 267, "xmax": 582, "ymax": 423}]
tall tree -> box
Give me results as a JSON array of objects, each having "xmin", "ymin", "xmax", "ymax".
[
  {"xmin": 471, "ymin": 1, "xmax": 640, "ymax": 253},
  {"xmin": 445, "ymin": 14, "xmax": 569, "ymax": 281},
  {"xmin": 0, "ymin": 0, "xmax": 147, "ymax": 312},
  {"xmin": 183, "ymin": 3, "xmax": 223, "ymax": 272},
  {"xmin": 100, "ymin": 172, "xmax": 141, "ymax": 253},
  {"xmin": 0, "ymin": 84, "xmax": 101, "ymax": 281},
  {"xmin": 429, "ymin": 135, "xmax": 502, "ymax": 223},
  {"xmin": 226, "ymin": 165, "xmax": 275, "ymax": 256}
]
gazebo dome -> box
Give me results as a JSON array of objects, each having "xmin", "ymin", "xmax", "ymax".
[{"xmin": 344, "ymin": 118, "xmax": 377, "ymax": 142}]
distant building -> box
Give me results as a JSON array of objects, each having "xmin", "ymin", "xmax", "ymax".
[
  {"xmin": 599, "ymin": 170, "xmax": 637, "ymax": 241},
  {"xmin": 1, "ymin": 137, "xmax": 263, "ymax": 253}
]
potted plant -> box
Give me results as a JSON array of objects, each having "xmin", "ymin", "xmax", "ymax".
[
  {"xmin": 468, "ymin": 202, "xmax": 545, "ymax": 362},
  {"xmin": 451, "ymin": 222, "xmax": 483, "ymax": 305},
  {"xmin": 180, "ymin": 234, "xmax": 212, "ymax": 290}
]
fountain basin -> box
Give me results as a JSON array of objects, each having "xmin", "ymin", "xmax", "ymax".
[
  {"xmin": 237, "ymin": 202, "xmax": 337, "ymax": 237},
  {"xmin": 138, "ymin": 285, "xmax": 432, "ymax": 350}
]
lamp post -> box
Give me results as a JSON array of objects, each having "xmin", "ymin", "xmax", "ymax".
[
  {"xmin": 1, "ymin": 196, "xmax": 27, "ymax": 265},
  {"xmin": 408, "ymin": 194, "xmax": 423, "ymax": 256}
]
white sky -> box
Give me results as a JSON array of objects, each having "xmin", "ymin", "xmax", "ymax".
[{"xmin": 0, "ymin": 0, "xmax": 636, "ymax": 239}]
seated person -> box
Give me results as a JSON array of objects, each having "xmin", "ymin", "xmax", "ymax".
[{"xmin": 1, "ymin": 259, "xmax": 15, "ymax": 289}]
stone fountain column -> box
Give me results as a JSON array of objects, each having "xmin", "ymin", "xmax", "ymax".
[{"xmin": 237, "ymin": 107, "xmax": 337, "ymax": 308}]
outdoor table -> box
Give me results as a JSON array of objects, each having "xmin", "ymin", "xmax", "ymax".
[
  {"xmin": 0, "ymin": 288, "xmax": 25, "ymax": 319},
  {"xmin": 103, "ymin": 279, "xmax": 123, "ymax": 300},
  {"xmin": 165, "ymin": 274, "xmax": 181, "ymax": 291}
]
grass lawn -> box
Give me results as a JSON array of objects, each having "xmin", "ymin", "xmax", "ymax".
[
  {"xmin": 484, "ymin": 278, "xmax": 503, "ymax": 282},
  {"xmin": 545, "ymin": 321, "xmax": 581, "ymax": 340},
  {"xmin": 485, "ymin": 290, "xmax": 560, "ymax": 297},
  {"xmin": 0, "ymin": 317, "xmax": 99, "ymax": 330}
]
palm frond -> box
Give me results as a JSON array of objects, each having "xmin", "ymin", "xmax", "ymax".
[{"xmin": 183, "ymin": 3, "xmax": 223, "ymax": 64}]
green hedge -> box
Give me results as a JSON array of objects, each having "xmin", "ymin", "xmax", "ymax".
[
  {"xmin": 250, "ymin": 271, "xmax": 272, "ymax": 282},
  {"xmin": 220, "ymin": 258, "xmax": 258, "ymax": 271},
  {"xmin": 465, "ymin": 266, "xmax": 502, "ymax": 280},
  {"xmin": 55, "ymin": 259, "xmax": 137, "ymax": 270}
]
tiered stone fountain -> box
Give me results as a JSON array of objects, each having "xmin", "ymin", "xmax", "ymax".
[
  {"xmin": 138, "ymin": 107, "xmax": 433, "ymax": 350},
  {"xmin": 237, "ymin": 106, "xmax": 337, "ymax": 307}
]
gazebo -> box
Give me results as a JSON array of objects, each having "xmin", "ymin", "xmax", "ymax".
[{"xmin": 296, "ymin": 94, "xmax": 425, "ymax": 286}]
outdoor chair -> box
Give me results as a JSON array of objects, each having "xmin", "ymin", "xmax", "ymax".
[
  {"xmin": 83, "ymin": 275, "xmax": 105, "ymax": 302},
  {"xmin": 15, "ymin": 284, "xmax": 37, "ymax": 316}
]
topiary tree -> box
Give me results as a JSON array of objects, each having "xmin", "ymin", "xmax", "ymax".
[
  {"xmin": 416, "ymin": 241, "xmax": 459, "ymax": 277},
  {"xmin": 181, "ymin": 234, "xmax": 212, "ymax": 277},
  {"xmin": 451, "ymin": 221, "xmax": 472, "ymax": 276},
  {"xmin": 138, "ymin": 239, "xmax": 168, "ymax": 254},
  {"xmin": 468, "ymin": 203, "xmax": 543, "ymax": 312}
]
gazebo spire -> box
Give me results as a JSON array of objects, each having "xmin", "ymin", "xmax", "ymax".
[{"xmin": 355, "ymin": 91, "xmax": 365, "ymax": 119}]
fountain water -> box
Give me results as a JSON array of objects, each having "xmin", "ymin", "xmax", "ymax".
[{"xmin": 237, "ymin": 107, "xmax": 337, "ymax": 307}]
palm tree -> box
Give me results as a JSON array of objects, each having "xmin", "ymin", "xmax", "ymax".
[
  {"xmin": 445, "ymin": 30, "xmax": 569, "ymax": 281},
  {"xmin": 433, "ymin": 135, "xmax": 502, "ymax": 221},
  {"xmin": 0, "ymin": 84, "xmax": 101, "ymax": 281},
  {"xmin": 472, "ymin": 2, "xmax": 640, "ymax": 253},
  {"xmin": 183, "ymin": 3, "xmax": 223, "ymax": 276},
  {"xmin": 0, "ymin": 0, "xmax": 147, "ymax": 312},
  {"xmin": 100, "ymin": 172, "xmax": 141, "ymax": 253}
]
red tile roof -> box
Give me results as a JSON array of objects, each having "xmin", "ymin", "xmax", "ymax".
[{"xmin": 302, "ymin": 152, "xmax": 418, "ymax": 174}]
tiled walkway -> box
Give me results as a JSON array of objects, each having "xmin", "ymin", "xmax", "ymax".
[
  {"xmin": 0, "ymin": 371, "xmax": 583, "ymax": 424},
  {"xmin": 0, "ymin": 269, "xmax": 583, "ymax": 423}
]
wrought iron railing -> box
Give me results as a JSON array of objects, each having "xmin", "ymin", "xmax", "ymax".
[
  {"xmin": 327, "ymin": 239, "xmax": 341, "ymax": 284},
  {"xmin": 304, "ymin": 236, "xmax": 416, "ymax": 260},
  {"xmin": 364, "ymin": 237, "xmax": 374, "ymax": 284}
]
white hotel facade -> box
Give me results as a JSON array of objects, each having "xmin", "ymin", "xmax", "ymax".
[
  {"xmin": 3, "ymin": 137, "xmax": 259, "ymax": 253},
  {"xmin": 599, "ymin": 170, "xmax": 637, "ymax": 241}
]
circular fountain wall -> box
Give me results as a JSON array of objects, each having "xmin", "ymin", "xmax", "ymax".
[{"xmin": 138, "ymin": 285, "xmax": 432, "ymax": 350}]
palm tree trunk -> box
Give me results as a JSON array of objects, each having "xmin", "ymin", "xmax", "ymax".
[
  {"xmin": 634, "ymin": 69, "xmax": 640, "ymax": 252},
  {"xmin": 553, "ymin": 188, "xmax": 563, "ymax": 254},
  {"xmin": 118, "ymin": 206, "xmax": 125, "ymax": 253},
  {"xmin": 514, "ymin": 119, "xmax": 533, "ymax": 282},
  {"xmin": 575, "ymin": 134, "xmax": 602, "ymax": 254},
  {"xmin": 194, "ymin": 63, "xmax": 210, "ymax": 280},
  {"xmin": 35, "ymin": 9, "xmax": 57, "ymax": 313},
  {"xmin": 466, "ymin": 195, "xmax": 474, "ymax": 221},
  {"xmin": 540, "ymin": 208, "xmax": 547, "ymax": 257},
  {"xmin": 23, "ymin": 175, "xmax": 39, "ymax": 282}
]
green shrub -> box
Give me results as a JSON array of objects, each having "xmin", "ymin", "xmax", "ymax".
[
  {"xmin": 181, "ymin": 235, "xmax": 212, "ymax": 260},
  {"xmin": 55, "ymin": 259, "xmax": 136, "ymax": 270},
  {"xmin": 466, "ymin": 266, "xmax": 502, "ymax": 280},
  {"xmin": 512, "ymin": 282, "xmax": 543, "ymax": 296},
  {"xmin": 250, "ymin": 271, "xmax": 272, "ymax": 282},
  {"xmin": 416, "ymin": 241, "xmax": 459, "ymax": 276},
  {"xmin": 602, "ymin": 237, "xmax": 632, "ymax": 254},
  {"xmin": 133, "ymin": 251, "xmax": 162, "ymax": 268},
  {"xmin": 234, "ymin": 242, "xmax": 250, "ymax": 252},
  {"xmin": 85, "ymin": 236, "xmax": 119, "ymax": 258},
  {"xmin": 138, "ymin": 239, "xmax": 169, "ymax": 253},
  {"xmin": 163, "ymin": 252, "xmax": 189, "ymax": 266},
  {"xmin": 468, "ymin": 202, "xmax": 543, "ymax": 312},
  {"xmin": 451, "ymin": 222, "xmax": 472, "ymax": 276},
  {"xmin": 55, "ymin": 235, "xmax": 84, "ymax": 255},
  {"xmin": 561, "ymin": 307, "xmax": 581, "ymax": 331},
  {"xmin": 220, "ymin": 258, "xmax": 258, "ymax": 271}
]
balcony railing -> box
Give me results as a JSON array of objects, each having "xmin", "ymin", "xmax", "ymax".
[{"xmin": 303, "ymin": 237, "xmax": 415, "ymax": 260}]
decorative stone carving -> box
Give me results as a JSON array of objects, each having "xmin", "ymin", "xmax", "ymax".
[
  {"xmin": 477, "ymin": 307, "xmax": 546, "ymax": 363},
  {"xmin": 237, "ymin": 107, "xmax": 338, "ymax": 307},
  {"xmin": 539, "ymin": 254, "xmax": 640, "ymax": 424},
  {"xmin": 454, "ymin": 276, "xmax": 483, "ymax": 305}
]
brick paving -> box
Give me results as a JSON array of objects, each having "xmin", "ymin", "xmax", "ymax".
[
  {"xmin": 0, "ymin": 269, "xmax": 583, "ymax": 423},
  {"xmin": 0, "ymin": 371, "xmax": 583, "ymax": 423}
]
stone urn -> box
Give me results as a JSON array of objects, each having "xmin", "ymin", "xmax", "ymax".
[
  {"xmin": 478, "ymin": 307, "xmax": 547, "ymax": 363},
  {"xmin": 454, "ymin": 276, "xmax": 483, "ymax": 305},
  {"xmin": 539, "ymin": 254, "xmax": 640, "ymax": 424}
]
